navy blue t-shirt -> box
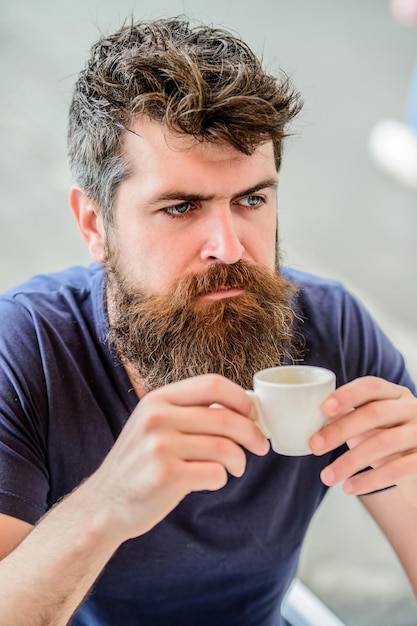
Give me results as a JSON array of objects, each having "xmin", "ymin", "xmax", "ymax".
[{"xmin": 0, "ymin": 264, "xmax": 414, "ymax": 625}]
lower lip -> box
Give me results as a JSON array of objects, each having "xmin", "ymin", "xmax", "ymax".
[{"xmin": 202, "ymin": 288, "xmax": 244, "ymax": 301}]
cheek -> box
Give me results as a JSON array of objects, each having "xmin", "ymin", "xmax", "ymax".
[
  {"xmin": 247, "ymin": 222, "xmax": 277, "ymax": 268},
  {"xmin": 124, "ymin": 244, "xmax": 189, "ymax": 293}
]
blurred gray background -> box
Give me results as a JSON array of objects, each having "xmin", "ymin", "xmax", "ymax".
[{"xmin": 1, "ymin": 0, "xmax": 417, "ymax": 623}]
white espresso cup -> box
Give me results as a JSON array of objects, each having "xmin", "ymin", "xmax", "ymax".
[{"xmin": 247, "ymin": 365, "xmax": 336, "ymax": 456}]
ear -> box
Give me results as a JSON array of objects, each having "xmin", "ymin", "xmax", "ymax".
[{"xmin": 69, "ymin": 187, "xmax": 107, "ymax": 263}]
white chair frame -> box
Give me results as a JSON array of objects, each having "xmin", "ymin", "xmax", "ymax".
[{"xmin": 281, "ymin": 578, "xmax": 346, "ymax": 626}]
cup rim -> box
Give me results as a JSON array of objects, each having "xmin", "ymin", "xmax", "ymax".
[{"xmin": 253, "ymin": 364, "xmax": 335, "ymax": 387}]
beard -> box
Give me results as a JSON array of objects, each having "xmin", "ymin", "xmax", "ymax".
[{"xmin": 105, "ymin": 259, "xmax": 298, "ymax": 393}]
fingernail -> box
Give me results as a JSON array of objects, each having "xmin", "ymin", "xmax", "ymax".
[
  {"xmin": 321, "ymin": 466, "xmax": 335, "ymax": 485},
  {"xmin": 343, "ymin": 479, "xmax": 354, "ymax": 494},
  {"xmin": 321, "ymin": 397, "xmax": 339, "ymax": 417},
  {"xmin": 310, "ymin": 433, "xmax": 325, "ymax": 452}
]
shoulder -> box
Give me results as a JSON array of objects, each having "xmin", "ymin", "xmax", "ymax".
[
  {"xmin": 282, "ymin": 266, "xmax": 414, "ymax": 390},
  {"xmin": 0, "ymin": 264, "xmax": 104, "ymax": 350},
  {"xmin": 282, "ymin": 266, "xmax": 355, "ymax": 322},
  {"xmin": 0, "ymin": 264, "xmax": 102, "ymax": 316},
  {"xmin": 2, "ymin": 263, "xmax": 102, "ymax": 300},
  {"xmin": 283, "ymin": 266, "xmax": 357, "ymax": 354}
]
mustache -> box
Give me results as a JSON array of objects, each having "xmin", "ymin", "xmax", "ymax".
[{"xmin": 166, "ymin": 260, "xmax": 280, "ymax": 301}]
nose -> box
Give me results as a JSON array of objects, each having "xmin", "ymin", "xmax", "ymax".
[{"xmin": 200, "ymin": 208, "xmax": 245, "ymax": 265}]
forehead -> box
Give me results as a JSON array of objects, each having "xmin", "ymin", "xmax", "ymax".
[{"xmin": 122, "ymin": 117, "xmax": 277, "ymax": 183}]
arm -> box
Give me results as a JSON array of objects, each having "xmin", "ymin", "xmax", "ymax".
[
  {"xmin": 0, "ymin": 374, "xmax": 268, "ymax": 626},
  {"xmin": 0, "ymin": 514, "xmax": 32, "ymax": 559},
  {"xmin": 309, "ymin": 376, "xmax": 417, "ymax": 593},
  {"xmin": 0, "ymin": 485, "xmax": 120, "ymax": 626},
  {"xmin": 360, "ymin": 488, "xmax": 417, "ymax": 593}
]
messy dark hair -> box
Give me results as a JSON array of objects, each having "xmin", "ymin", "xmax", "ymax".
[{"xmin": 68, "ymin": 17, "xmax": 302, "ymax": 225}]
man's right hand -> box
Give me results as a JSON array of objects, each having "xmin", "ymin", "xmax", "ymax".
[
  {"xmin": 0, "ymin": 374, "xmax": 269, "ymax": 626},
  {"xmin": 86, "ymin": 373, "xmax": 270, "ymax": 543}
]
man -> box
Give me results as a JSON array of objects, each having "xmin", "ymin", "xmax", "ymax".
[{"xmin": 0, "ymin": 17, "xmax": 416, "ymax": 626}]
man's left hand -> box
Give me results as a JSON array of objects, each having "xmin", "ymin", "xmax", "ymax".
[{"xmin": 309, "ymin": 376, "xmax": 417, "ymax": 507}]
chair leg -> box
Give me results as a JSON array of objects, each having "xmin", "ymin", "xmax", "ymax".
[{"xmin": 281, "ymin": 578, "xmax": 346, "ymax": 626}]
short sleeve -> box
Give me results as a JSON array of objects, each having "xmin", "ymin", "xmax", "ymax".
[
  {"xmin": 338, "ymin": 287, "xmax": 416, "ymax": 391},
  {"xmin": 0, "ymin": 298, "xmax": 50, "ymax": 524}
]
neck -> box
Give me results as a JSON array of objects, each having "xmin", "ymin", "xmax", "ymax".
[{"xmin": 124, "ymin": 362, "xmax": 147, "ymax": 399}]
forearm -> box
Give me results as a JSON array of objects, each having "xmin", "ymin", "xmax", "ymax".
[
  {"xmin": 0, "ymin": 481, "xmax": 121, "ymax": 626},
  {"xmin": 361, "ymin": 488, "xmax": 417, "ymax": 596}
]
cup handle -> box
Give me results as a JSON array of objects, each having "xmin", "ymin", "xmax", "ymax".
[{"xmin": 245, "ymin": 390, "xmax": 271, "ymax": 439}]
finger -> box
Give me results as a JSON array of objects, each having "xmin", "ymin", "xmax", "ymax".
[
  {"xmin": 147, "ymin": 429, "xmax": 248, "ymax": 478},
  {"xmin": 151, "ymin": 374, "xmax": 258, "ymax": 420},
  {"xmin": 182, "ymin": 405, "xmax": 270, "ymax": 455},
  {"xmin": 320, "ymin": 423, "xmax": 417, "ymax": 486},
  {"xmin": 140, "ymin": 402, "xmax": 269, "ymax": 456},
  {"xmin": 310, "ymin": 396, "xmax": 416, "ymax": 455},
  {"xmin": 173, "ymin": 433, "xmax": 248, "ymax": 477},
  {"xmin": 340, "ymin": 452, "xmax": 417, "ymax": 496},
  {"xmin": 181, "ymin": 461, "xmax": 229, "ymax": 492},
  {"xmin": 320, "ymin": 376, "xmax": 406, "ymax": 420}
]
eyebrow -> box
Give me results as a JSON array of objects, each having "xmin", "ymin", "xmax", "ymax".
[{"xmin": 148, "ymin": 178, "xmax": 278, "ymax": 206}]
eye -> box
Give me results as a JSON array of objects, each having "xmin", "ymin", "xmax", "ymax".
[
  {"xmin": 237, "ymin": 195, "xmax": 265, "ymax": 208},
  {"xmin": 163, "ymin": 202, "xmax": 195, "ymax": 218}
]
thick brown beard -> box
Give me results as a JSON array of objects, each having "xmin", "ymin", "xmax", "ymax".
[{"xmin": 106, "ymin": 260, "xmax": 298, "ymax": 393}]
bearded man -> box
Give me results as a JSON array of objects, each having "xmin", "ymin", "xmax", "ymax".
[{"xmin": 0, "ymin": 17, "xmax": 416, "ymax": 626}]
